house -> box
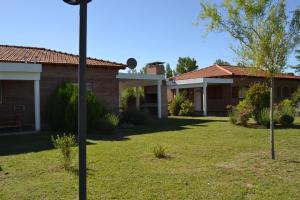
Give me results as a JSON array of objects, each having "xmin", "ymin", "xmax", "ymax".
[
  {"xmin": 167, "ymin": 64, "xmax": 300, "ymax": 115},
  {"xmin": 0, "ymin": 45, "xmax": 167, "ymax": 132}
]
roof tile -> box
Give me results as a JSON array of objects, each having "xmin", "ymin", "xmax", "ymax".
[{"xmin": 0, "ymin": 44, "xmax": 126, "ymax": 69}]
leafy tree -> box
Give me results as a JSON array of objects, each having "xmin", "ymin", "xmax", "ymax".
[
  {"xmin": 214, "ymin": 59, "xmax": 230, "ymax": 65},
  {"xmin": 199, "ymin": 0, "xmax": 300, "ymax": 159},
  {"xmin": 165, "ymin": 63, "xmax": 173, "ymax": 78},
  {"xmin": 176, "ymin": 57, "xmax": 198, "ymax": 74},
  {"xmin": 292, "ymin": 49, "xmax": 300, "ymax": 73},
  {"xmin": 139, "ymin": 66, "xmax": 147, "ymax": 74}
]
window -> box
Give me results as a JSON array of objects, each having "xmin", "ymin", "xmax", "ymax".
[
  {"xmin": 238, "ymin": 87, "xmax": 248, "ymax": 99},
  {"xmin": 208, "ymin": 86, "xmax": 223, "ymax": 99},
  {"xmin": 232, "ymin": 86, "xmax": 239, "ymax": 98},
  {"xmin": 0, "ymin": 81, "xmax": 2, "ymax": 104}
]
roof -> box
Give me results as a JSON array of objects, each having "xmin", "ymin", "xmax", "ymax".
[
  {"xmin": 170, "ymin": 64, "xmax": 300, "ymax": 80},
  {"xmin": 0, "ymin": 44, "xmax": 126, "ymax": 69},
  {"xmin": 147, "ymin": 61, "xmax": 165, "ymax": 65}
]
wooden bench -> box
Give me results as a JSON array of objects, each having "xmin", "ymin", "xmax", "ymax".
[{"xmin": 0, "ymin": 115, "xmax": 22, "ymax": 130}]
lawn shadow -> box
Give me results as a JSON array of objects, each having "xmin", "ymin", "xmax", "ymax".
[
  {"xmin": 0, "ymin": 117, "xmax": 226, "ymax": 155},
  {"xmin": 88, "ymin": 117, "xmax": 226, "ymax": 141},
  {"xmin": 0, "ymin": 133, "xmax": 55, "ymax": 156}
]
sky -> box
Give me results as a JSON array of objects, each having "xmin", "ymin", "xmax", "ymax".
[{"xmin": 0, "ymin": 0, "xmax": 299, "ymax": 72}]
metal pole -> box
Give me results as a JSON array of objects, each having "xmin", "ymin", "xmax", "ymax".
[{"xmin": 79, "ymin": 0, "xmax": 87, "ymax": 199}]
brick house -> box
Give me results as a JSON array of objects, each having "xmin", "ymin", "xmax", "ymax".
[
  {"xmin": 0, "ymin": 45, "xmax": 167, "ymax": 132},
  {"xmin": 167, "ymin": 64, "xmax": 300, "ymax": 115}
]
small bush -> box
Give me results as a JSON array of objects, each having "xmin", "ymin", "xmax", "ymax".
[
  {"xmin": 279, "ymin": 114, "xmax": 294, "ymax": 127},
  {"xmin": 179, "ymin": 100, "xmax": 194, "ymax": 116},
  {"xmin": 153, "ymin": 145, "xmax": 167, "ymax": 159},
  {"xmin": 51, "ymin": 134, "xmax": 77, "ymax": 170},
  {"xmin": 236, "ymin": 100, "xmax": 253, "ymax": 126},
  {"xmin": 47, "ymin": 83, "xmax": 107, "ymax": 133},
  {"xmin": 291, "ymin": 88, "xmax": 300, "ymax": 107},
  {"xmin": 228, "ymin": 109, "xmax": 238, "ymax": 124},
  {"xmin": 99, "ymin": 113, "xmax": 120, "ymax": 133},
  {"xmin": 168, "ymin": 95, "xmax": 185, "ymax": 116},
  {"xmin": 245, "ymin": 83, "xmax": 270, "ymax": 121},
  {"xmin": 258, "ymin": 108, "xmax": 270, "ymax": 128},
  {"xmin": 121, "ymin": 109, "xmax": 148, "ymax": 125}
]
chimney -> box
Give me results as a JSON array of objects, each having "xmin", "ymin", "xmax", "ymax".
[{"xmin": 146, "ymin": 61, "xmax": 165, "ymax": 75}]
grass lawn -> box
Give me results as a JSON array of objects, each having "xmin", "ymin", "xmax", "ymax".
[{"xmin": 0, "ymin": 117, "xmax": 299, "ymax": 200}]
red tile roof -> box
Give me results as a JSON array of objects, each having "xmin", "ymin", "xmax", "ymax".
[
  {"xmin": 0, "ymin": 45, "xmax": 126, "ymax": 69},
  {"xmin": 170, "ymin": 64, "xmax": 300, "ymax": 80}
]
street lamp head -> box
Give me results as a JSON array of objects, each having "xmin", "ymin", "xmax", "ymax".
[{"xmin": 63, "ymin": 0, "xmax": 92, "ymax": 5}]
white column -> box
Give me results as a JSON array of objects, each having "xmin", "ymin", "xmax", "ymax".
[
  {"xmin": 176, "ymin": 88, "xmax": 179, "ymax": 96},
  {"xmin": 203, "ymin": 82, "xmax": 207, "ymax": 116},
  {"xmin": 157, "ymin": 80, "xmax": 162, "ymax": 118},
  {"xmin": 34, "ymin": 80, "xmax": 41, "ymax": 131},
  {"xmin": 136, "ymin": 86, "xmax": 140, "ymax": 110}
]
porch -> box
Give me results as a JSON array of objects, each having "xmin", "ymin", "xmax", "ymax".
[
  {"xmin": 117, "ymin": 73, "xmax": 167, "ymax": 118},
  {"xmin": 0, "ymin": 63, "xmax": 42, "ymax": 132},
  {"xmin": 167, "ymin": 77, "xmax": 233, "ymax": 116}
]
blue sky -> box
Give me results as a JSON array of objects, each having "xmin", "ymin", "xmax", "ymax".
[{"xmin": 0, "ymin": 0, "xmax": 299, "ymax": 72}]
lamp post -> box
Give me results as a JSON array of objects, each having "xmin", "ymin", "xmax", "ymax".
[{"xmin": 63, "ymin": 0, "xmax": 91, "ymax": 199}]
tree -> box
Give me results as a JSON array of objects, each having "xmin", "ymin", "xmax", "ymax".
[
  {"xmin": 292, "ymin": 49, "xmax": 300, "ymax": 73},
  {"xmin": 176, "ymin": 57, "xmax": 198, "ymax": 74},
  {"xmin": 199, "ymin": 0, "xmax": 300, "ymax": 159},
  {"xmin": 214, "ymin": 59, "xmax": 230, "ymax": 65},
  {"xmin": 165, "ymin": 63, "xmax": 173, "ymax": 78}
]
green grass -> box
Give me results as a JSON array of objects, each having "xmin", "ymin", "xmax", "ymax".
[{"xmin": 0, "ymin": 117, "xmax": 299, "ymax": 200}]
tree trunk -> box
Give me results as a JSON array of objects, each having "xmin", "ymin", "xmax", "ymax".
[{"xmin": 270, "ymin": 77, "xmax": 275, "ymax": 159}]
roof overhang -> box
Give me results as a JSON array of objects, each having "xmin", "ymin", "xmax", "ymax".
[
  {"xmin": 0, "ymin": 62, "xmax": 42, "ymax": 80},
  {"xmin": 117, "ymin": 73, "xmax": 165, "ymax": 88},
  {"xmin": 167, "ymin": 77, "xmax": 233, "ymax": 89}
]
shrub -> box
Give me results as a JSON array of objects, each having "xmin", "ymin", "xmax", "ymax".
[
  {"xmin": 279, "ymin": 114, "xmax": 294, "ymax": 127},
  {"xmin": 153, "ymin": 145, "xmax": 167, "ymax": 159},
  {"xmin": 47, "ymin": 83, "xmax": 106, "ymax": 133},
  {"xmin": 99, "ymin": 113, "xmax": 120, "ymax": 133},
  {"xmin": 236, "ymin": 100, "xmax": 253, "ymax": 126},
  {"xmin": 168, "ymin": 95, "xmax": 185, "ymax": 116},
  {"xmin": 291, "ymin": 88, "xmax": 300, "ymax": 107},
  {"xmin": 245, "ymin": 83, "xmax": 270, "ymax": 121},
  {"xmin": 258, "ymin": 108, "xmax": 270, "ymax": 128},
  {"xmin": 51, "ymin": 134, "xmax": 77, "ymax": 170},
  {"xmin": 121, "ymin": 109, "xmax": 148, "ymax": 125},
  {"xmin": 228, "ymin": 108, "xmax": 238, "ymax": 124},
  {"xmin": 179, "ymin": 100, "xmax": 194, "ymax": 116}
]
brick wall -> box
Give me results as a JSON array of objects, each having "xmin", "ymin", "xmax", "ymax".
[
  {"xmin": 40, "ymin": 64, "xmax": 120, "ymax": 128},
  {"xmin": 0, "ymin": 64, "xmax": 120, "ymax": 130}
]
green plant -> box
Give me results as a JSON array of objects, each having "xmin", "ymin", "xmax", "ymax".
[
  {"xmin": 236, "ymin": 100, "xmax": 253, "ymax": 126},
  {"xmin": 121, "ymin": 109, "xmax": 148, "ymax": 125},
  {"xmin": 51, "ymin": 134, "xmax": 77, "ymax": 170},
  {"xmin": 244, "ymin": 83, "xmax": 270, "ymax": 121},
  {"xmin": 291, "ymin": 88, "xmax": 300, "ymax": 107},
  {"xmin": 228, "ymin": 108, "xmax": 238, "ymax": 124},
  {"xmin": 47, "ymin": 83, "xmax": 106, "ymax": 133},
  {"xmin": 258, "ymin": 108, "xmax": 271, "ymax": 128},
  {"xmin": 279, "ymin": 114, "xmax": 294, "ymax": 127},
  {"xmin": 153, "ymin": 145, "xmax": 167, "ymax": 159},
  {"xmin": 99, "ymin": 113, "xmax": 120, "ymax": 133},
  {"xmin": 178, "ymin": 100, "xmax": 194, "ymax": 116},
  {"xmin": 168, "ymin": 95, "xmax": 185, "ymax": 116}
]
